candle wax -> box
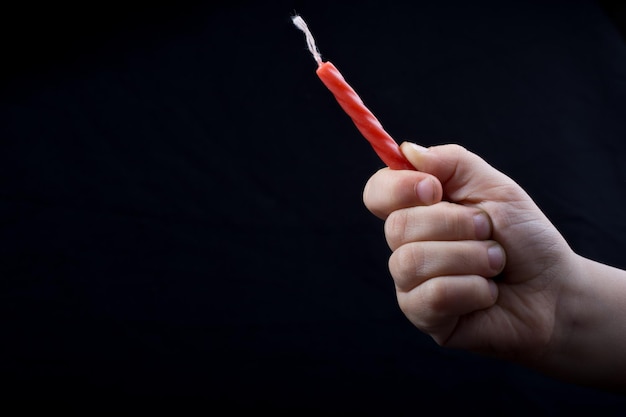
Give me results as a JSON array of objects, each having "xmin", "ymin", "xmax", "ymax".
[{"xmin": 316, "ymin": 61, "xmax": 415, "ymax": 171}]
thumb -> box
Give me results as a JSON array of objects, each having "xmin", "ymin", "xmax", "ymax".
[{"xmin": 400, "ymin": 142, "xmax": 523, "ymax": 204}]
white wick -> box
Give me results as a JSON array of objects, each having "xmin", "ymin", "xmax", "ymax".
[{"xmin": 292, "ymin": 15, "xmax": 322, "ymax": 65}]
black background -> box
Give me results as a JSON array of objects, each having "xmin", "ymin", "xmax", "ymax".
[{"xmin": 2, "ymin": 0, "xmax": 626, "ymax": 414}]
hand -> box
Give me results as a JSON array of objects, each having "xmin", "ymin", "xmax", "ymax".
[{"xmin": 363, "ymin": 143, "xmax": 576, "ymax": 362}]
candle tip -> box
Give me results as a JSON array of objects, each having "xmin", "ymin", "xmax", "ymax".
[{"xmin": 292, "ymin": 14, "xmax": 322, "ymax": 65}]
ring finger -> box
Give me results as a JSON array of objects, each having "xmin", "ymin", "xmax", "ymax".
[{"xmin": 389, "ymin": 240, "xmax": 505, "ymax": 292}]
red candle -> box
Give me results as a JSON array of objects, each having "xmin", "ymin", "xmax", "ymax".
[{"xmin": 293, "ymin": 15, "xmax": 414, "ymax": 171}]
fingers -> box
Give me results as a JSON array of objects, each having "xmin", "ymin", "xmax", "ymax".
[
  {"xmin": 397, "ymin": 275, "xmax": 498, "ymax": 343},
  {"xmin": 363, "ymin": 167, "xmax": 443, "ymax": 219},
  {"xmin": 384, "ymin": 202, "xmax": 492, "ymax": 251},
  {"xmin": 389, "ymin": 240, "xmax": 505, "ymax": 292},
  {"xmin": 383, "ymin": 198, "xmax": 504, "ymax": 341}
]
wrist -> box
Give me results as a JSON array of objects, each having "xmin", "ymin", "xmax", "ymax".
[{"xmin": 541, "ymin": 253, "xmax": 626, "ymax": 390}]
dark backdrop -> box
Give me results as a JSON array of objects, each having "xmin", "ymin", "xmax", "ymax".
[{"xmin": 2, "ymin": 0, "xmax": 626, "ymax": 414}]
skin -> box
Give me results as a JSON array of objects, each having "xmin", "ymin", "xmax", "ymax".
[{"xmin": 362, "ymin": 142, "xmax": 626, "ymax": 393}]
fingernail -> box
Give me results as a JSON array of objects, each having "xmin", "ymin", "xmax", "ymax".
[
  {"xmin": 473, "ymin": 212, "xmax": 491, "ymax": 240},
  {"xmin": 416, "ymin": 178, "xmax": 435, "ymax": 204},
  {"xmin": 407, "ymin": 142, "xmax": 428, "ymax": 153},
  {"xmin": 487, "ymin": 245, "xmax": 505, "ymax": 271}
]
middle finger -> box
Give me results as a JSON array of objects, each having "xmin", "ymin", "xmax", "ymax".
[{"xmin": 385, "ymin": 202, "xmax": 492, "ymax": 251}]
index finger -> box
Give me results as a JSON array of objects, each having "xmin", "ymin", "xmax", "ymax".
[{"xmin": 363, "ymin": 167, "xmax": 443, "ymax": 219}]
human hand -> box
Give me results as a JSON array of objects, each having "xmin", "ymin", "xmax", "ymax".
[{"xmin": 363, "ymin": 143, "xmax": 577, "ymax": 363}]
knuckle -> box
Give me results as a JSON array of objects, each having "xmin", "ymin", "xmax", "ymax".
[
  {"xmin": 389, "ymin": 243, "xmax": 426, "ymax": 290},
  {"xmin": 397, "ymin": 295, "xmax": 416, "ymax": 319},
  {"xmin": 446, "ymin": 143, "xmax": 468, "ymax": 155},
  {"xmin": 396, "ymin": 284, "xmax": 448, "ymax": 336},
  {"xmin": 384, "ymin": 210, "xmax": 408, "ymax": 249},
  {"xmin": 419, "ymin": 278, "xmax": 449, "ymax": 313}
]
